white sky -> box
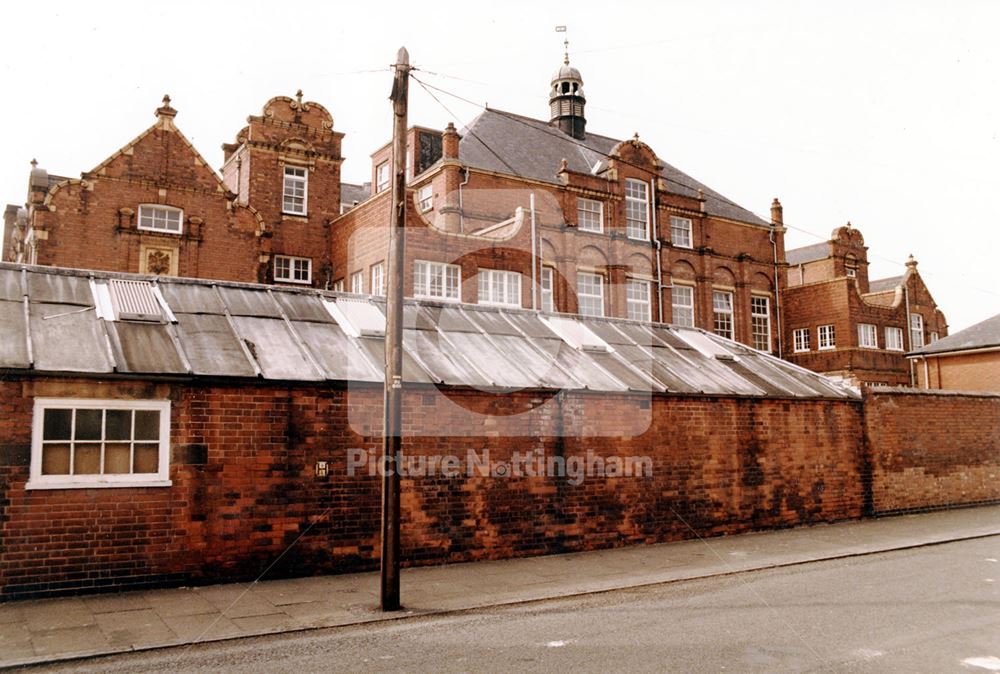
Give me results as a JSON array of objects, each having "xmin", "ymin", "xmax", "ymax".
[{"xmin": 1, "ymin": 0, "xmax": 997, "ymax": 331}]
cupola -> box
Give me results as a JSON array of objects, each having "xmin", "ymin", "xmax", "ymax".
[{"xmin": 549, "ymin": 41, "xmax": 586, "ymax": 140}]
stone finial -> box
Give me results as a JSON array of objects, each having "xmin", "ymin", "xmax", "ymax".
[
  {"xmin": 296, "ymin": 89, "xmax": 303, "ymax": 105},
  {"xmin": 156, "ymin": 94, "xmax": 177, "ymax": 119},
  {"xmin": 633, "ymin": 132, "xmax": 640, "ymax": 142},
  {"xmin": 906, "ymin": 254, "xmax": 918, "ymax": 269},
  {"xmin": 30, "ymin": 158, "xmax": 38, "ymax": 168},
  {"xmin": 846, "ymin": 220, "xmax": 852, "ymax": 229},
  {"xmin": 559, "ymin": 158, "xmax": 569, "ymax": 172}
]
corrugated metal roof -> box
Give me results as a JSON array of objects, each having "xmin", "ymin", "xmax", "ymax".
[{"xmin": 0, "ymin": 263, "xmax": 857, "ymax": 400}]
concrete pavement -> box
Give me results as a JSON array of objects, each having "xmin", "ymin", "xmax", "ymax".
[{"xmin": 2, "ymin": 505, "xmax": 999, "ymax": 669}]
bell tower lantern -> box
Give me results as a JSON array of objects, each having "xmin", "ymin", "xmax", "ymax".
[{"xmin": 549, "ymin": 41, "xmax": 586, "ymax": 140}]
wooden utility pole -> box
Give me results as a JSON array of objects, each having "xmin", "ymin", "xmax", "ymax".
[{"xmin": 381, "ymin": 46, "xmax": 409, "ymax": 612}]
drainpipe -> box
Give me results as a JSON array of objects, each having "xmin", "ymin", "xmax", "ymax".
[
  {"xmin": 457, "ymin": 168, "xmax": 470, "ymax": 233},
  {"xmin": 922, "ymin": 356, "xmax": 930, "ymax": 389},
  {"xmin": 530, "ymin": 192, "xmax": 538, "ymax": 311},
  {"xmin": 904, "ymin": 285, "xmax": 915, "ymax": 386},
  {"xmin": 650, "ymin": 178, "xmax": 664, "ymax": 322}
]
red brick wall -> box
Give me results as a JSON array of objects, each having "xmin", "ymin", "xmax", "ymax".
[
  {"xmin": 863, "ymin": 388, "xmax": 1000, "ymax": 513},
  {"xmin": 0, "ymin": 376, "xmax": 863, "ymax": 599},
  {"xmin": 914, "ymin": 351, "xmax": 1000, "ymax": 392}
]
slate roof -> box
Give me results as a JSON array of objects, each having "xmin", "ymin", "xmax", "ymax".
[
  {"xmin": 458, "ymin": 109, "xmax": 770, "ymax": 227},
  {"xmin": 340, "ymin": 182, "xmax": 370, "ymax": 205},
  {"xmin": 910, "ymin": 313, "xmax": 1000, "ymax": 356},
  {"xmin": 0, "ymin": 263, "xmax": 855, "ymax": 400},
  {"xmin": 867, "ymin": 276, "xmax": 904, "ymax": 293},
  {"xmin": 785, "ymin": 242, "xmax": 830, "ymax": 266}
]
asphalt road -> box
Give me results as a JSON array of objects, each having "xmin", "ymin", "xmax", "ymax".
[{"xmin": 30, "ymin": 536, "xmax": 1000, "ymax": 673}]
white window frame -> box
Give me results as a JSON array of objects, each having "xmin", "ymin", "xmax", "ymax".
[
  {"xmin": 671, "ymin": 284, "xmax": 695, "ymax": 327},
  {"xmin": 885, "ymin": 326, "xmax": 904, "ymax": 352},
  {"xmin": 712, "ymin": 290, "xmax": 734, "ymax": 340},
  {"xmin": 370, "ymin": 263, "xmax": 385, "ymax": 296},
  {"xmin": 282, "ymin": 166, "xmax": 308, "ymax": 215},
  {"xmin": 858, "ymin": 323, "xmax": 878, "ymax": 349},
  {"xmin": 478, "ymin": 269, "xmax": 522, "ymax": 307},
  {"xmin": 626, "ymin": 279, "xmax": 652, "ymax": 322},
  {"xmin": 137, "ymin": 204, "xmax": 183, "ymax": 234},
  {"xmin": 414, "ymin": 260, "xmax": 461, "ymax": 302},
  {"xmin": 28, "ymin": 398, "xmax": 171, "ymax": 490},
  {"xmin": 273, "ymin": 255, "xmax": 311, "ymax": 285},
  {"xmin": 376, "ymin": 161, "xmax": 390, "ymax": 193},
  {"xmin": 670, "ymin": 216, "xmax": 693, "ymax": 249},
  {"xmin": 577, "ymin": 198, "xmax": 603, "ymax": 233},
  {"xmin": 624, "ymin": 179, "xmax": 649, "ymax": 241},
  {"xmin": 540, "ymin": 266, "xmax": 555, "ymax": 312},
  {"xmin": 350, "ymin": 271, "xmax": 364, "ymax": 294},
  {"xmin": 577, "ymin": 271, "xmax": 605, "ymax": 317},
  {"xmin": 793, "ymin": 328, "xmax": 811, "ymax": 353},
  {"xmin": 846, "ymin": 268, "xmax": 857, "ymax": 278},
  {"xmin": 818, "ymin": 324, "xmax": 836, "ymax": 350},
  {"xmin": 930, "ymin": 331, "xmax": 939, "ymax": 343},
  {"xmin": 331, "ymin": 279, "xmax": 345, "ymax": 292},
  {"xmin": 751, "ymin": 295, "xmax": 771, "ymax": 352},
  {"xmin": 910, "ymin": 313, "xmax": 924, "ymax": 348},
  {"xmin": 417, "ymin": 184, "xmax": 433, "ymax": 212}
]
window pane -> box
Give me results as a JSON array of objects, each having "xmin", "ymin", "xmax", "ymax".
[
  {"xmin": 134, "ymin": 410, "xmax": 160, "ymax": 441},
  {"xmin": 73, "ymin": 443, "xmax": 102, "ymax": 474},
  {"xmin": 42, "ymin": 443, "xmax": 71, "ymax": 475},
  {"xmin": 106, "ymin": 409, "xmax": 132, "ymax": 441},
  {"xmin": 134, "ymin": 444, "xmax": 160, "ymax": 473},
  {"xmin": 104, "ymin": 443, "xmax": 131, "ymax": 474},
  {"xmin": 43, "ymin": 408, "xmax": 72, "ymax": 440},
  {"xmin": 76, "ymin": 409, "xmax": 103, "ymax": 441}
]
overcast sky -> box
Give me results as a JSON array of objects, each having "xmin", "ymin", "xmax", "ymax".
[{"xmin": 1, "ymin": 0, "xmax": 996, "ymax": 331}]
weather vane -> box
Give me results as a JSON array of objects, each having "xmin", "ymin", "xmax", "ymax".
[{"xmin": 555, "ymin": 25, "xmax": 569, "ymax": 64}]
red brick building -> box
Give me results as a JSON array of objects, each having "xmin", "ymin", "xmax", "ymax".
[
  {"xmin": 783, "ymin": 223, "xmax": 947, "ymax": 386},
  {"xmin": 332, "ymin": 57, "xmax": 787, "ymax": 354},
  {"xmin": 3, "ymin": 93, "xmax": 342, "ymax": 287},
  {"xmin": 909, "ymin": 313, "xmax": 1000, "ymax": 392}
]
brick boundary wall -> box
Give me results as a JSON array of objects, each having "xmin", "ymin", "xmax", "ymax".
[
  {"xmin": 862, "ymin": 387, "xmax": 1000, "ymax": 514},
  {"xmin": 0, "ymin": 377, "xmax": 865, "ymax": 600}
]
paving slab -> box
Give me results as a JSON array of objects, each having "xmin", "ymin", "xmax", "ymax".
[{"xmin": 1, "ymin": 504, "xmax": 998, "ymax": 669}]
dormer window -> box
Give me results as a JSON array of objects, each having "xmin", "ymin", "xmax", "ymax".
[
  {"xmin": 624, "ymin": 179, "xmax": 649, "ymax": 240},
  {"xmin": 137, "ymin": 205, "xmax": 183, "ymax": 234},
  {"xmin": 282, "ymin": 166, "xmax": 308, "ymax": 215}
]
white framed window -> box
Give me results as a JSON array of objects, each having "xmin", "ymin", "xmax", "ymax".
[
  {"xmin": 670, "ymin": 216, "xmax": 693, "ymax": 249},
  {"xmin": 885, "ymin": 326, "xmax": 904, "ymax": 351},
  {"xmin": 910, "ymin": 313, "xmax": 924, "ymax": 348},
  {"xmin": 540, "ymin": 267, "xmax": 555, "ymax": 312},
  {"xmin": 793, "ymin": 328, "xmax": 810, "ymax": 353},
  {"xmin": 137, "ymin": 205, "xmax": 183, "ymax": 234},
  {"xmin": 331, "ymin": 279, "xmax": 345, "ymax": 292},
  {"xmin": 624, "ymin": 179, "xmax": 649, "ymax": 240},
  {"xmin": 414, "ymin": 260, "xmax": 461, "ymax": 301},
  {"xmin": 274, "ymin": 255, "xmax": 311, "ymax": 284},
  {"xmin": 351, "ymin": 271, "xmax": 364, "ymax": 294},
  {"xmin": 712, "ymin": 290, "xmax": 734, "ymax": 340},
  {"xmin": 376, "ymin": 161, "xmax": 390, "ymax": 193},
  {"xmin": 818, "ymin": 324, "xmax": 836, "ymax": 350},
  {"xmin": 577, "ymin": 272, "xmax": 604, "ymax": 317},
  {"xmin": 282, "ymin": 166, "xmax": 308, "ymax": 215},
  {"xmin": 478, "ymin": 269, "xmax": 522, "ymax": 307},
  {"xmin": 671, "ymin": 285, "xmax": 695, "ymax": 327},
  {"xmin": 370, "ymin": 263, "xmax": 385, "ymax": 296},
  {"xmin": 846, "ymin": 268, "xmax": 857, "ymax": 278},
  {"xmin": 751, "ymin": 296, "xmax": 771, "ymax": 352},
  {"xmin": 28, "ymin": 398, "xmax": 171, "ymax": 490},
  {"xmin": 858, "ymin": 323, "xmax": 878, "ymax": 349},
  {"xmin": 577, "ymin": 198, "xmax": 603, "ymax": 233},
  {"xmin": 626, "ymin": 279, "xmax": 651, "ymax": 321},
  {"xmin": 930, "ymin": 331, "xmax": 939, "ymax": 343},
  {"xmin": 417, "ymin": 184, "xmax": 433, "ymax": 212}
]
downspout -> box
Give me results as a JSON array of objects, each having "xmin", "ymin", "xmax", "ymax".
[
  {"xmin": 457, "ymin": 167, "xmax": 470, "ymax": 233},
  {"xmin": 770, "ymin": 226, "xmax": 783, "ymax": 358},
  {"xmin": 922, "ymin": 356, "xmax": 930, "ymax": 389},
  {"xmin": 530, "ymin": 192, "xmax": 538, "ymax": 311},
  {"xmin": 650, "ymin": 178, "xmax": 664, "ymax": 322}
]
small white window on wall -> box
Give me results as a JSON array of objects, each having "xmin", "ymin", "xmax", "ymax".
[
  {"xmin": 137, "ymin": 205, "xmax": 183, "ymax": 234},
  {"xmin": 577, "ymin": 272, "xmax": 604, "ymax": 317},
  {"xmin": 910, "ymin": 313, "xmax": 924, "ymax": 348},
  {"xmin": 670, "ymin": 216, "xmax": 693, "ymax": 249},
  {"xmin": 414, "ymin": 260, "xmax": 460, "ymax": 301},
  {"xmin": 793, "ymin": 327, "xmax": 810, "ymax": 352},
  {"xmin": 885, "ymin": 326, "xmax": 904, "ymax": 351},
  {"xmin": 376, "ymin": 162, "xmax": 390, "ymax": 193},
  {"xmin": 577, "ymin": 198, "xmax": 603, "ymax": 233},
  {"xmin": 624, "ymin": 179, "xmax": 649, "ymax": 240},
  {"xmin": 28, "ymin": 399, "xmax": 171, "ymax": 489},
  {"xmin": 274, "ymin": 255, "xmax": 311, "ymax": 284},
  {"xmin": 478, "ymin": 269, "xmax": 521, "ymax": 307},
  {"xmin": 751, "ymin": 296, "xmax": 771, "ymax": 352},
  {"xmin": 626, "ymin": 279, "xmax": 651, "ymax": 322},
  {"xmin": 351, "ymin": 271, "xmax": 364, "ymax": 294},
  {"xmin": 671, "ymin": 285, "xmax": 694, "ymax": 327},
  {"xmin": 818, "ymin": 324, "xmax": 836, "ymax": 350},
  {"xmin": 282, "ymin": 166, "xmax": 308, "ymax": 215},
  {"xmin": 417, "ymin": 184, "xmax": 433, "ymax": 212},
  {"xmin": 371, "ymin": 263, "xmax": 385, "ymax": 296},
  {"xmin": 858, "ymin": 323, "xmax": 878, "ymax": 349},
  {"xmin": 712, "ymin": 290, "xmax": 734, "ymax": 340},
  {"xmin": 540, "ymin": 267, "xmax": 555, "ymax": 312}
]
